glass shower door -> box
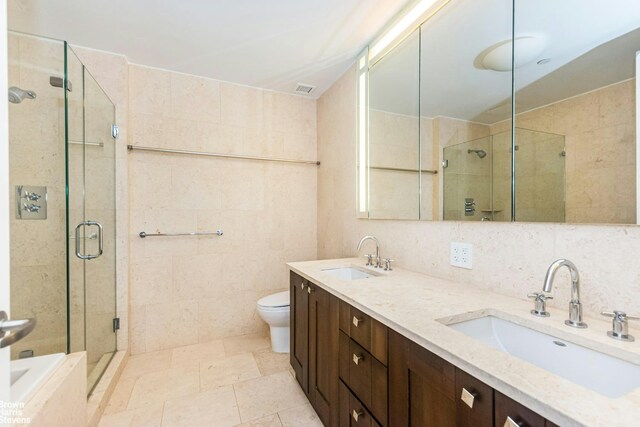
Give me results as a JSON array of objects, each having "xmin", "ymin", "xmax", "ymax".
[{"xmin": 65, "ymin": 44, "xmax": 117, "ymax": 393}]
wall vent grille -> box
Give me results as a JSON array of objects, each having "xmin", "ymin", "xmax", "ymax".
[{"xmin": 295, "ymin": 83, "xmax": 315, "ymax": 94}]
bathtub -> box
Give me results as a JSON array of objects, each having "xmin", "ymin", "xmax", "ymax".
[{"xmin": 11, "ymin": 353, "xmax": 65, "ymax": 403}]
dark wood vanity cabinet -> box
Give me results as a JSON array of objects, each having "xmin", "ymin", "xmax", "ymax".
[
  {"xmin": 290, "ymin": 271, "xmax": 309, "ymax": 394},
  {"xmin": 388, "ymin": 329, "xmax": 559, "ymax": 427},
  {"xmin": 290, "ymin": 271, "xmax": 561, "ymax": 427},
  {"xmin": 290, "ymin": 272, "xmax": 339, "ymax": 426}
]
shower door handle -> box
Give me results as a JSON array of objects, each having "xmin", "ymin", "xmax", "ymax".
[
  {"xmin": 0, "ymin": 311, "xmax": 36, "ymax": 349},
  {"xmin": 75, "ymin": 221, "xmax": 104, "ymax": 260}
]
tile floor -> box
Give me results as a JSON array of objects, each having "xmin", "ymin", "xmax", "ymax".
[{"xmin": 98, "ymin": 334, "xmax": 322, "ymax": 427}]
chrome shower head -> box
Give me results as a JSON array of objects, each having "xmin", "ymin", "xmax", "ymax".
[
  {"xmin": 467, "ymin": 148, "xmax": 487, "ymax": 159},
  {"xmin": 8, "ymin": 86, "xmax": 37, "ymax": 104}
]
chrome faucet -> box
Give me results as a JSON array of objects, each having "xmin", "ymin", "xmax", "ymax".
[
  {"xmin": 357, "ymin": 236, "xmax": 381, "ymax": 268},
  {"xmin": 542, "ymin": 259, "xmax": 587, "ymax": 328}
]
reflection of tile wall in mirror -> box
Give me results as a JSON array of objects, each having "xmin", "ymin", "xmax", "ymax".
[
  {"xmin": 513, "ymin": 1, "xmax": 639, "ymax": 224},
  {"xmin": 514, "ymin": 80, "xmax": 635, "ymax": 224},
  {"xmin": 368, "ymin": 29, "xmax": 420, "ymax": 220}
]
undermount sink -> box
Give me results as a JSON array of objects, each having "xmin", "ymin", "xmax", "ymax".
[
  {"xmin": 321, "ymin": 267, "xmax": 377, "ymax": 280},
  {"xmin": 448, "ymin": 315, "xmax": 640, "ymax": 398}
]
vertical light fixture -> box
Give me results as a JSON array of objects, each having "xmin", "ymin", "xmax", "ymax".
[
  {"xmin": 369, "ymin": 0, "xmax": 450, "ymax": 64},
  {"xmin": 356, "ymin": 49, "xmax": 369, "ymax": 217}
]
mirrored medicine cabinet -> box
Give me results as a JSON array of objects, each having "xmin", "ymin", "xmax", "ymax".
[{"xmin": 359, "ymin": 0, "xmax": 640, "ymax": 225}]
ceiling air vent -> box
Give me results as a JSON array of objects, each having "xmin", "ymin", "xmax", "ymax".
[{"xmin": 295, "ymin": 83, "xmax": 316, "ymax": 95}]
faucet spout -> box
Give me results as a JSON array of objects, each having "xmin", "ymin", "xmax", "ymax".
[
  {"xmin": 542, "ymin": 259, "xmax": 587, "ymax": 328},
  {"xmin": 357, "ymin": 236, "xmax": 381, "ymax": 268}
]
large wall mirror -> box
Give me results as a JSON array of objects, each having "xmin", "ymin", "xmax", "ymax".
[{"xmin": 363, "ymin": 0, "xmax": 640, "ymax": 225}]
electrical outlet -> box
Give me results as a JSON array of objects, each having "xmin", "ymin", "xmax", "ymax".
[{"xmin": 450, "ymin": 242, "xmax": 473, "ymax": 269}]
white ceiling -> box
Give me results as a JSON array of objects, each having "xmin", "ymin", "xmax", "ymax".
[
  {"xmin": 7, "ymin": 0, "xmax": 412, "ymax": 98},
  {"xmin": 370, "ymin": 0, "xmax": 640, "ymax": 123}
]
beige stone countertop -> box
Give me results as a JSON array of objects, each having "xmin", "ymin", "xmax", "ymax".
[{"xmin": 287, "ymin": 258, "xmax": 640, "ymax": 427}]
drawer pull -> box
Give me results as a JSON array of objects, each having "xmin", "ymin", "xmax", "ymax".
[
  {"xmin": 504, "ymin": 416, "xmax": 521, "ymax": 427},
  {"xmin": 352, "ymin": 409, "xmax": 364, "ymax": 422},
  {"xmin": 352, "ymin": 316, "xmax": 364, "ymax": 327},
  {"xmin": 352, "ymin": 353, "xmax": 363, "ymax": 365},
  {"xmin": 461, "ymin": 387, "xmax": 476, "ymax": 409}
]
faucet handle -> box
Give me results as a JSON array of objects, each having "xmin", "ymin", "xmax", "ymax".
[
  {"xmin": 382, "ymin": 258, "xmax": 394, "ymax": 271},
  {"xmin": 363, "ymin": 254, "xmax": 373, "ymax": 266},
  {"xmin": 527, "ymin": 292, "xmax": 553, "ymax": 317},
  {"xmin": 601, "ymin": 310, "xmax": 639, "ymax": 342},
  {"xmin": 601, "ymin": 310, "xmax": 640, "ymax": 320}
]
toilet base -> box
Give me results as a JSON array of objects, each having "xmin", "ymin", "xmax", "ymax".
[{"xmin": 269, "ymin": 326, "xmax": 290, "ymax": 353}]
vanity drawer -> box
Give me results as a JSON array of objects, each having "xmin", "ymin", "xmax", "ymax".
[
  {"xmin": 339, "ymin": 332, "xmax": 388, "ymax": 425},
  {"xmin": 339, "ymin": 301, "xmax": 388, "ymax": 364},
  {"xmin": 339, "ymin": 380, "xmax": 382, "ymax": 427}
]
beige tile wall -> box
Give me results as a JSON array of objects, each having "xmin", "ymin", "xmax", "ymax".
[
  {"xmin": 318, "ymin": 65, "xmax": 640, "ymax": 317},
  {"xmin": 492, "ymin": 79, "xmax": 637, "ymax": 224},
  {"xmin": 128, "ymin": 65, "xmax": 318, "ymax": 354}
]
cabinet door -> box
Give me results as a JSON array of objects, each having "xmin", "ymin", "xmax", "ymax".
[
  {"xmin": 309, "ymin": 284, "xmax": 340, "ymax": 426},
  {"xmin": 290, "ymin": 272, "xmax": 309, "ymax": 395},
  {"xmin": 494, "ymin": 391, "xmax": 545, "ymax": 427},
  {"xmin": 388, "ymin": 330, "xmax": 456, "ymax": 427},
  {"xmin": 456, "ymin": 369, "xmax": 493, "ymax": 426}
]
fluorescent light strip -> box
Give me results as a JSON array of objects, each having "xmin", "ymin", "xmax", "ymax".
[
  {"xmin": 369, "ymin": 0, "xmax": 446, "ymax": 61},
  {"xmin": 358, "ymin": 71, "xmax": 367, "ymax": 213}
]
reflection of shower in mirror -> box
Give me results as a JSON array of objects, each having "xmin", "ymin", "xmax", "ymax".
[{"xmin": 467, "ymin": 148, "xmax": 487, "ymax": 159}]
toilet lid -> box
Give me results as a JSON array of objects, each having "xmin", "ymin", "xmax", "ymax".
[{"xmin": 257, "ymin": 291, "xmax": 290, "ymax": 308}]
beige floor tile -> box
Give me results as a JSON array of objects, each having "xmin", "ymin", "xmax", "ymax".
[
  {"xmin": 98, "ymin": 403, "xmax": 164, "ymax": 427},
  {"xmin": 127, "ymin": 366, "xmax": 199, "ymax": 410},
  {"xmin": 223, "ymin": 333, "xmax": 271, "ymax": 356},
  {"xmin": 278, "ymin": 403, "xmax": 322, "ymax": 427},
  {"xmin": 121, "ymin": 349, "xmax": 172, "ymax": 380},
  {"xmin": 253, "ymin": 348, "xmax": 290, "ymax": 376},
  {"xmin": 234, "ymin": 413, "xmax": 282, "ymax": 427},
  {"xmin": 171, "ymin": 339, "xmax": 226, "ymax": 367},
  {"xmin": 200, "ymin": 353, "xmax": 261, "ymax": 390},
  {"xmin": 161, "ymin": 386, "xmax": 240, "ymax": 427},
  {"xmin": 234, "ymin": 371, "xmax": 307, "ymax": 422},
  {"xmin": 103, "ymin": 376, "xmax": 137, "ymax": 415}
]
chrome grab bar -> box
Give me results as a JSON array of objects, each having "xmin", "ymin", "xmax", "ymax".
[
  {"xmin": 75, "ymin": 221, "xmax": 104, "ymax": 260},
  {"xmin": 0, "ymin": 311, "xmax": 36, "ymax": 349},
  {"xmin": 139, "ymin": 230, "xmax": 223, "ymax": 238}
]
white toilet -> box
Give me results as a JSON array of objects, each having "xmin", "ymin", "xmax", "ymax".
[{"xmin": 256, "ymin": 290, "xmax": 290, "ymax": 353}]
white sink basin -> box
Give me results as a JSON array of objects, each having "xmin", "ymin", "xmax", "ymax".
[
  {"xmin": 321, "ymin": 267, "xmax": 377, "ymax": 280},
  {"xmin": 449, "ymin": 315, "xmax": 640, "ymax": 398}
]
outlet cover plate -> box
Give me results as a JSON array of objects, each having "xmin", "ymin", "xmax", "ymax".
[{"xmin": 451, "ymin": 242, "xmax": 473, "ymax": 269}]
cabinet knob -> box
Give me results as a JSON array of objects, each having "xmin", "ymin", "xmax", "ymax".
[
  {"xmin": 352, "ymin": 409, "xmax": 364, "ymax": 422},
  {"xmin": 307, "ymin": 286, "xmax": 313, "ymax": 294},
  {"xmin": 460, "ymin": 387, "xmax": 476, "ymax": 409},
  {"xmin": 352, "ymin": 353, "xmax": 363, "ymax": 365},
  {"xmin": 300, "ymin": 283, "xmax": 305, "ymax": 290},
  {"xmin": 503, "ymin": 416, "xmax": 521, "ymax": 427},
  {"xmin": 352, "ymin": 316, "xmax": 363, "ymax": 327}
]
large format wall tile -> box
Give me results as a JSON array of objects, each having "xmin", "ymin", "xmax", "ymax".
[{"xmin": 128, "ymin": 65, "xmax": 318, "ymax": 354}]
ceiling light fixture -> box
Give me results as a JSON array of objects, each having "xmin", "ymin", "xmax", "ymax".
[
  {"xmin": 479, "ymin": 36, "xmax": 549, "ymax": 72},
  {"xmin": 369, "ymin": 0, "xmax": 450, "ymax": 63}
]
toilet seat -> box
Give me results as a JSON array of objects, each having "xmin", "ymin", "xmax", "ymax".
[{"xmin": 257, "ymin": 291, "xmax": 289, "ymax": 308}]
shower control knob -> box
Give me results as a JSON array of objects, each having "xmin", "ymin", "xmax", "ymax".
[
  {"xmin": 23, "ymin": 191, "xmax": 41, "ymax": 201},
  {"xmin": 22, "ymin": 203, "xmax": 41, "ymax": 213}
]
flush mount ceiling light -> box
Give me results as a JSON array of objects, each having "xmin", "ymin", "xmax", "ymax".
[
  {"xmin": 479, "ymin": 36, "xmax": 549, "ymax": 72},
  {"xmin": 369, "ymin": 0, "xmax": 450, "ymax": 63}
]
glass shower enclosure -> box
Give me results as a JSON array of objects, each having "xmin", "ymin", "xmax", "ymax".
[
  {"xmin": 443, "ymin": 128, "xmax": 565, "ymax": 222},
  {"xmin": 8, "ymin": 32, "xmax": 117, "ymax": 393}
]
